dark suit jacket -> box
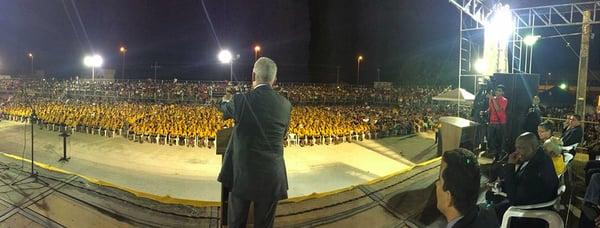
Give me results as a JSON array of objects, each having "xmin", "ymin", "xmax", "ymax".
[
  {"xmin": 454, "ymin": 205, "xmax": 499, "ymax": 228},
  {"xmin": 217, "ymin": 85, "xmax": 292, "ymax": 202},
  {"xmin": 500, "ymin": 148, "xmax": 559, "ymax": 206},
  {"xmin": 562, "ymin": 125, "xmax": 583, "ymax": 146},
  {"xmin": 522, "ymin": 106, "xmax": 541, "ymax": 135}
]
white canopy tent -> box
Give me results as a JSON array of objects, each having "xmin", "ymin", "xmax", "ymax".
[{"xmin": 432, "ymin": 88, "xmax": 475, "ymax": 103}]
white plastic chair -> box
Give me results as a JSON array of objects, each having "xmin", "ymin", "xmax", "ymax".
[
  {"xmin": 561, "ymin": 143, "xmax": 578, "ymax": 153},
  {"xmin": 287, "ymin": 133, "xmax": 297, "ymax": 146},
  {"xmin": 563, "ymin": 153, "xmax": 574, "ymax": 167},
  {"xmin": 500, "ymin": 185, "xmax": 566, "ymax": 228}
]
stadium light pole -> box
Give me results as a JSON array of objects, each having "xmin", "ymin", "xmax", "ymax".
[
  {"xmin": 218, "ymin": 50, "xmax": 234, "ymax": 81},
  {"xmin": 357, "ymin": 55, "xmax": 363, "ymax": 84},
  {"xmin": 84, "ymin": 54, "xmax": 103, "ymax": 81},
  {"xmin": 120, "ymin": 46, "xmax": 127, "ymax": 80},
  {"xmin": 28, "ymin": 53, "xmax": 34, "ymax": 75},
  {"xmin": 254, "ymin": 45, "xmax": 261, "ymax": 62}
]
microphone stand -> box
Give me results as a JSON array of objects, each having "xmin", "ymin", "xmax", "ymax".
[{"xmin": 12, "ymin": 89, "xmax": 48, "ymax": 186}]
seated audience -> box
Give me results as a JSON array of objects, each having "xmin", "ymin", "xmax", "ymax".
[
  {"xmin": 542, "ymin": 136, "xmax": 565, "ymax": 176},
  {"xmin": 562, "ymin": 114, "xmax": 583, "ymax": 147},
  {"xmin": 436, "ymin": 148, "xmax": 498, "ymax": 228},
  {"xmin": 486, "ymin": 132, "xmax": 559, "ymax": 227},
  {"xmin": 537, "ymin": 120, "xmax": 554, "ymax": 142}
]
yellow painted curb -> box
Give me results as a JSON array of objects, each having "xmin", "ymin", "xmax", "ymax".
[
  {"xmin": 1, "ymin": 152, "xmax": 221, "ymax": 207},
  {"xmin": 1, "ymin": 151, "xmax": 441, "ymax": 206}
]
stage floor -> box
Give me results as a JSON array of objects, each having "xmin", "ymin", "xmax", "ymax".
[{"xmin": 0, "ymin": 121, "xmax": 435, "ymax": 201}]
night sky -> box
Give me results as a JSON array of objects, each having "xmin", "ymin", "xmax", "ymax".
[{"xmin": 0, "ymin": 0, "xmax": 598, "ymax": 85}]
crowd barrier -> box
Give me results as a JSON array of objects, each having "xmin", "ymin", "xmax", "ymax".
[{"xmin": 2, "ymin": 115, "xmax": 425, "ymax": 148}]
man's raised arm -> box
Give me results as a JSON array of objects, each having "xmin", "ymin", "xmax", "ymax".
[{"xmin": 219, "ymin": 92, "xmax": 235, "ymax": 120}]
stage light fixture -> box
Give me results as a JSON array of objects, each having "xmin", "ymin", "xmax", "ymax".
[
  {"xmin": 487, "ymin": 4, "xmax": 514, "ymax": 41},
  {"xmin": 523, "ymin": 35, "xmax": 541, "ymax": 46}
]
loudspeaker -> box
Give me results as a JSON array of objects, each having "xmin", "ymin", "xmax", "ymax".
[
  {"xmin": 491, "ymin": 73, "xmax": 540, "ymax": 152},
  {"xmin": 438, "ymin": 117, "xmax": 482, "ymax": 154}
]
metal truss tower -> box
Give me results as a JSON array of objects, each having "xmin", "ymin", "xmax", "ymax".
[{"xmin": 450, "ymin": 0, "xmax": 600, "ymax": 118}]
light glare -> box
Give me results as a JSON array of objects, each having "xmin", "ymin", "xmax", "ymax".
[
  {"xmin": 218, "ymin": 50, "xmax": 233, "ymax": 64},
  {"xmin": 523, "ymin": 35, "xmax": 541, "ymax": 46},
  {"xmin": 474, "ymin": 59, "xmax": 487, "ymax": 74},
  {"xmin": 487, "ymin": 5, "xmax": 514, "ymax": 41},
  {"xmin": 84, "ymin": 54, "xmax": 103, "ymax": 67},
  {"xmin": 559, "ymin": 83, "xmax": 567, "ymax": 90}
]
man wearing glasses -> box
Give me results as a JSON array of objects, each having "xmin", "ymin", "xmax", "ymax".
[{"xmin": 561, "ymin": 114, "xmax": 583, "ymax": 147}]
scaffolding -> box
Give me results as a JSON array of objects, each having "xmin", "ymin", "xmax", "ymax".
[{"xmin": 450, "ymin": 0, "xmax": 600, "ymax": 117}]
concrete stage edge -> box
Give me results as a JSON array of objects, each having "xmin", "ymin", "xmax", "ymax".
[{"xmin": 0, "ymin": 121, "xmax": 436, "ymax": 203}]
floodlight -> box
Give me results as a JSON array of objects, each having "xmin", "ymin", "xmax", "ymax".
[
  {"xmin": 83, "ymin": 54, "xmax": 103, "ymax": 67},
  {"xmin": 523, "ymin": 35, "xmax": 541, "ymax": 46},
  {"xmin": 559, "ymin": 83, "xmax": 567, "ymax": 90},
  {"xmin": 474, "ymin": 59, "xmax": 488, "ymax": 74},
  {"xmin": 218, "ymin": 50, "xmax": 233, "ymax": 64},
  {"xmin": 487, "ymin": 5, "xmax": 514, "ymax": 41},
  {"xmin": 254, "ymin": 46, "xmax": 261, "ymax": 52}
]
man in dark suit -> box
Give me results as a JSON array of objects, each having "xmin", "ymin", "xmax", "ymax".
[
  {"xmin": 562, "ymin": 114, "xmax": 583, "ymax": 147},
  {"xmin": 436, "ymin": 148, "xmax": 499, "ymax": 228},
  {"xmin": 487, "ymin": 132, "xmax": 559, "ymax": 227},
  {"xmin": 522, "ymin": 95, "xmax": 542, "ymax": 136},
  {"xmin": 217, "ymin": 57, "xmax": 292, "ymax": 228}
]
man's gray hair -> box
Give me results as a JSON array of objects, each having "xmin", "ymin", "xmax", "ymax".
[{"xmin": 253, "ymin": 57, "xmax": 277, "ymax": 83}]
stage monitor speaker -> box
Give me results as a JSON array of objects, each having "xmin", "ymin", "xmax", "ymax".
[
  {"xmin": 491, "ymin": 73, "xmax": 540, "ymax": 152},
  {"xmin": 438, "ymin": 117, "xmax": 481, "ymax": 154}
]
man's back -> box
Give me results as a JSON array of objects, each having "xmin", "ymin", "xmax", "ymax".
[
  {"xmin": 222, "ymin": 85, "xmax": 292, "ymax": 202},
  {"xmin": 454, "ymin": 205, "xmax": 499, "ymax": 228}
]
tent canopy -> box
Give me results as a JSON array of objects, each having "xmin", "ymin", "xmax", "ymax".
[{"xmin": 432, "ymin": 88, "xmax": 475, "ymax": 102}]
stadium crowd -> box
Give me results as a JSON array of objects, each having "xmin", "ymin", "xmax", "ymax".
[{"xmin": 1, "ymin": 79, "xmax": 452, "ymax": 147}]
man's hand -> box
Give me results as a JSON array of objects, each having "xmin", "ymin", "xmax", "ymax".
[
  {"xmin": 486, "ymin": 94, "xmax": 493, "ymax": 99},
  {"xmin": 508, "ymin": 152, "xmax": 522, "ymax": 164},
  {"xmin": 222, "ymin": 86, "xmax": 235, "ymax": 102}
]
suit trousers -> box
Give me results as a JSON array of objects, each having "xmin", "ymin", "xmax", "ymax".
[
  {"xmin": 228, "ymin": 193, "xmax": 278, "ymax": 228},
  {"xmin": 487, "ymin": 123, "xmax": 506, "ymax": 161}
]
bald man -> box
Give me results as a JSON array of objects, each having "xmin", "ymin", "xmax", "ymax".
[{"xmin": 487, "ymin": 132, "xmax": 559, "ymax": 226}]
